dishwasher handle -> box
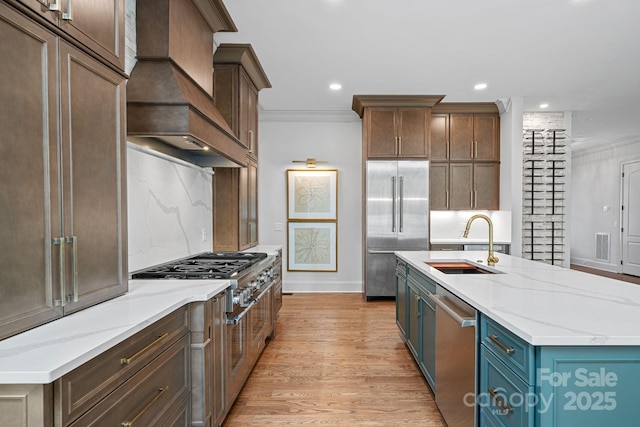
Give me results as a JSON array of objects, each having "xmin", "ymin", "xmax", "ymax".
[{"xmin": 428, "ymin": 293, "xmax": 476, "ymax": 328}]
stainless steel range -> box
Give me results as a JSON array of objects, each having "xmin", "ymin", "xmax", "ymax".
[
  {"xmin": 131, "ymin": 250, "xmax": 278, "ymax": 420},
  {"xmin": 131, "ymin": 251, "xmax": 276, "ymax": 316}
]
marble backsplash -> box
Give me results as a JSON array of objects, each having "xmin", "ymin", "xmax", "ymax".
[{"xmin": 127, "ymin": 142, "xmax": 213, "ymax": 273}]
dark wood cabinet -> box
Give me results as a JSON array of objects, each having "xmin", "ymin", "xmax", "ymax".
[
  {"xmin": 214, "ymin": 44, "xmax": 271, "ymax": 162},
  {"xmin": 10, "ymin": 0, "xmax": 125, "ymax": 71},
  {"xmin": 213, "ymin": 159, "xmax": 258, "ymax": 250},
  {"xmin": 430, "ymin": 112, "xmax": 499, "ymax": 161},
  {"xmin": 365, "ymin": 107, "xmax": 431, "ymax": 158},
  {"xmin": 429, "ymin": 104, "xmax": 500, "ymax": 210},
  {"xmin": 213, "ymin": 44, "xmax": 269, "ymax": 251},
  {"xmin": 0, "ymin": 3, "xmax": 127, "ymax": 341},
  {"xmin": 430, "ymin": 162, "xmax": 499, "ymax": 210}
]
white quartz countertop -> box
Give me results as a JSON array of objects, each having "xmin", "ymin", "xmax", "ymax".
[
  {"xmin": 396, "ymin": 251, "xmax": 640, "ymax": 346},
  {"xmin": 0, "ymin": 279, "xmax": 231, "ymax": 384}
]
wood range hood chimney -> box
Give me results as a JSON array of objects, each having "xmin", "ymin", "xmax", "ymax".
[{"xmin": 127, "ymin": 0, "xmax": 246, "ymax": 167}]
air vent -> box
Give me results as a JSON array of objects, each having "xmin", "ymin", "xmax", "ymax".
[{"xmin": 595, "ymin": 233, "xmax": 610, "ymax": 262}]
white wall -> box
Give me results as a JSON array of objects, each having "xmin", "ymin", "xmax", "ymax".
[
  {"xmin": 571, "ymin": 137, "xmax": 640, "ymax": 271},
  {"xmin": 127, "ymin": 144, "xmax": 213, "ymax": 272},
  {"xmin": 258, "ymin": 115, "xmax": 363, "ymax": 292}
]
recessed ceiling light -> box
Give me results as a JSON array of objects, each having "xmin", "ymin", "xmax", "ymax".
[
  {"xmin": 474, "ymin": 83, "xmax": 487, "ymax": 90},
  {"xmin": 329, "ymin": 83, "xmax": 342, "ymax": 91},
  {"xmin": 540, "ymin": 103, "xmax": 549, "ymax": 109}
]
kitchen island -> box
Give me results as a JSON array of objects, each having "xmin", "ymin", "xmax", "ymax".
[{"xmin": 395, "ymin": 250, "xmax": 640, "ymax": 427}]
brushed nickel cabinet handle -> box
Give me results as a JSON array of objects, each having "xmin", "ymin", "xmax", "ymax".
[
  {"xmin": 488, "ymin": 387, "xmax": 514, "ymax": 413},
  {"xmin": 398, "ymin": 136, "xmax": 402, "ymax": 154},
  {"xmin": 122, "ymin": 386, "xmax": 169, "ymax": 426},
  {"xmin": 248, "ymin": 130, "xmax": 254, "ymax": 153},
  {"xmin": 445, "ymin": 191, "xmax": 449, "ymax": 209},
  {"xmin": 62, "ymin": 0, "xmax": 73, "ymax": 20},
  {"xmin": 67, "ymin": 235, "xmax": 78, "ymax": 302},
  {"xmin": 395, "ymin": 136, "xmax": 399, "ymax": 155},
  {"xmin": 474, "ymin": 141, "xmax": 478, "ymax": 158},
  {"xmin": 53, "ymin": 237, "xmax": 65, "ymax": 307},
  {"xmin": 488, "ymin": 334, "xmax": 515, "ymax": 355},
  {"xmin": 48, "ymin": 0, "xmax": 59, "ymax": 11},
  {"xmin": 120, "ymin": 333, "xmax": 169, "ymax": 365}
]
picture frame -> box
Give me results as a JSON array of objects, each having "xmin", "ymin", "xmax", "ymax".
[
  {"xmin": 286, "ymin": 169, "xmax": 338, "ymax": 221},
  {"xmin": 287, "ymin": 222, "xmax": 337, "ymax": 272}
]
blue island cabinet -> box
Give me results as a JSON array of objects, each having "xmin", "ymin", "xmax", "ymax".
[{"xmin": 479, "ymin": 314, "xmax": 640, "ymax": 426}]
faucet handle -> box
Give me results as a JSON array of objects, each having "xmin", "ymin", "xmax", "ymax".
[{"xmin": 487, "ymin": 254, "xmax": 499, "ymax": 266}]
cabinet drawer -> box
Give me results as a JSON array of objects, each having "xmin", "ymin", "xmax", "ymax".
[
  {"xmin": 407, "ymin": 269, "xmax": 436, "ymax": 294},
  {"xmin": 480, "ymin": 315, "xmax": 534, "ymax": 383},
  {"xmin": 479, "ymin": 345, "xmax": 534, "ymax": 427},
  {"xmin": 58, "ymin": 306, "xmax": 189, "ymax": 425},
  {"xmin": 71, "ymin": 334, "xmax": 191, "ymax": 426}
]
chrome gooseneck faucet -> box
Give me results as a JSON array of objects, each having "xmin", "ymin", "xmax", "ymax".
[{"xmin": 463, "ymin": 214, "xmax": 499, "ymax": 266}]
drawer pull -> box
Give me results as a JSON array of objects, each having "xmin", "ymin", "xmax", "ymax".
[
  {"xmin": 122, "ymin": 386, "xmax": 168, "ymax": 426},
  {"xmin": 120, "ymin": 333, "xmax": 169, "ymax": 365},
  {"xmin": 488, "ymin": 334, "xmax": 515, "ymax": 355},
  {"xmin": 488, "ymin": 387, "xmax": 514, "ymax": 414}
]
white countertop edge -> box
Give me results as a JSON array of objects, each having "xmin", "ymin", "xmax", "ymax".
[
  {"xmin": 395, "ymin": 251, "xmax": 640, "ymax": 347},
  {"xmin": 0, "ymin": 280, "xmax": 231, "ymax": 384}
]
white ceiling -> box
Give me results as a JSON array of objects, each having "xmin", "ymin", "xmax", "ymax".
[{"xmin": 214, "ymin": 0, "xmax": 640, "ymax": 150}]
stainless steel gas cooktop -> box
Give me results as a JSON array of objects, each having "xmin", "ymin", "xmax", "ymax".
[{"xmin": 131, "ymin": 252, "xmax": 268, "ymax": 280}]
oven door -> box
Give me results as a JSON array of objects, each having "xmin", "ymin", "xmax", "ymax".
[
  {"xmin": 249, "ymin": 286, "xmax": 273, "ymax": 359},
  {"xmin": 226, "ymin": 307, "xmax": 250, "ymax": 410}
]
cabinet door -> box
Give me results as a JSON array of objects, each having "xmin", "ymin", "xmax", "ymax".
[
  {"xmin": 395, "ymin": 268, "xmax": 408, "ymax": 337},
  {"xmin": 244, "ymin": 70, "xmax": 259, "ymax": 160},
  {"xmin": 59, "ymin": 41, "xmax": 127, "ymax": 314},
  {"xmin": 0, "ymin": 4, "xmax": 63, "ymax": 340},
  {"xmin": 449, "ymin": 163, "xmax": 474, "ymax": 210},
  {"xmin": 248, "ymin": 160, "xmax": 258, "ymax": 247},
  {"xmin": 397, "ymin": 108, "xmax": 428, "ymax": 158},
  {"xmin": 474, "ymin": 114, "xmax": 500, "ymax": 161},
  {"xmin": 449, "ymin": 114, "xmax": 474, "ymax": 160},
  {"xmin": 58, "ymin": 0, "xmax": 125, "ymax": 71},
  {"xmin": 429, "ymin": 114, "xmax": 449, "ymax": 160},
  {"xmin": 366, "ymin": 107, "xmax": 397, "ymax": 158},
  {"xmin": 211, "ymin": 294, "xmax": 227, "ymax": 427},
  {"xmin": 407, "ymin": 284, "xmax": 420, "ymax": 359},
  {"xmin": 429, "ymin": 163, "xmax": 449, "ymax": 210},
  {"xmin": 238, "ymin": 166, "xmax": 250, "ymax": 248},
  {"xmin": 420, "ymin": 295, "xmax": 436, "ymax": 390},
  {"xmin": 474, "ymin": 163, "xmax": 500, "ymax": 210}
]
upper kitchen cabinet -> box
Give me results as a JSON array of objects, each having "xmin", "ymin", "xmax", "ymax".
[
  {"xmin": 8, "ymin": 0, "xmax": 125, "ymax": 71},
  {"xmin": 214, "ymin": 44, "xmax": 272, "ymax": 161},
  {"xmin": 352, "ymin": 95, "xmax": 445, "ymax": 159},
  {"xmin": 430, "ymin": 104, "xmax": 500, "ymax": 161},
  {"xmin": 430, "ymin": 162, "xmax": 500, "ymax": 210},
  {"xmin": 0, "ymin": 3, "xmax": 127, "ymax": 340}
]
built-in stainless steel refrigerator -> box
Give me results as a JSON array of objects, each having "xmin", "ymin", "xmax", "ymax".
[{"xmin": 365, "ymin": 160, "xmax": 429, "ymax": 299}]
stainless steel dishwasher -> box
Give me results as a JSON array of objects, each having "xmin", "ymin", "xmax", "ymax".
[{"xmin": 428, "ymin": 285, "xmax": 477, "ymax": 427}]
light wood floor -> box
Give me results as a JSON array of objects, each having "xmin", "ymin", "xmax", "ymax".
[
  {"xmin": 570, "ymin": 264, "xmax": 640, "ymax": 285},
  {"xmin": 222, "ymin": 293, "xmax": 446, "ymax": 426}
]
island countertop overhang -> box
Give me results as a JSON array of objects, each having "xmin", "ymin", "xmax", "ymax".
[{"xmin": 396, "ymin": 251, "xmax": 640, "ymax": 346}]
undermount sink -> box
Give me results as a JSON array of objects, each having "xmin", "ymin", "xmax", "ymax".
[{"xmin": 426, "ymin": 261, "xmax": 498, "ymax": 275}]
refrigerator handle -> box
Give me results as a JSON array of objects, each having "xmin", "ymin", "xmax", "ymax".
[
  {"xmin": 399, "ymin": 176, "xmax": 404, "ymax": 232},
  {"xmin": 391, "ymin": 176, "xmax": 396, "ymax": 232}
]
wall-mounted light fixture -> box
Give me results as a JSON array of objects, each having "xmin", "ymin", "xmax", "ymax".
[{"xmin": 291, "ymin": 158, "xmax": 328, "ymax": 168}]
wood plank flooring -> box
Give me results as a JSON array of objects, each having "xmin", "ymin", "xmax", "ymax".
[
  {"xmin": 222, "ymin": 293, "xmax": 446, "ymax": 426},
  {"xmin": 570, "ymin": 264, "xmax": 640, "ymax": 285}
]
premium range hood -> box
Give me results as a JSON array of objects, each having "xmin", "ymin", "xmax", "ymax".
[{"xmin": 127, "ymin": 0, "xmax": 246, "ymax": 167}]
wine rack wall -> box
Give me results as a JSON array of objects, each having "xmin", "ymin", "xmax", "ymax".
[{"xmin": 522, "ymin": 129, "xmax": 567, "ymax": 265}]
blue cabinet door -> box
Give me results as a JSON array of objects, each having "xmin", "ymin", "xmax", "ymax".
[{"xmin": 536, "ymin": 346, "xmax": 640, "ymax": 427}]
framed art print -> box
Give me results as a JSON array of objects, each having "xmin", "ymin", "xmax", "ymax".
[
  {"xmin": 286, "ymin": 169, "xmax": 338, "ymax": 220},
  {"xmin": 287, "ymin": 222, "xmax": 337, "ymax": 272}
]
